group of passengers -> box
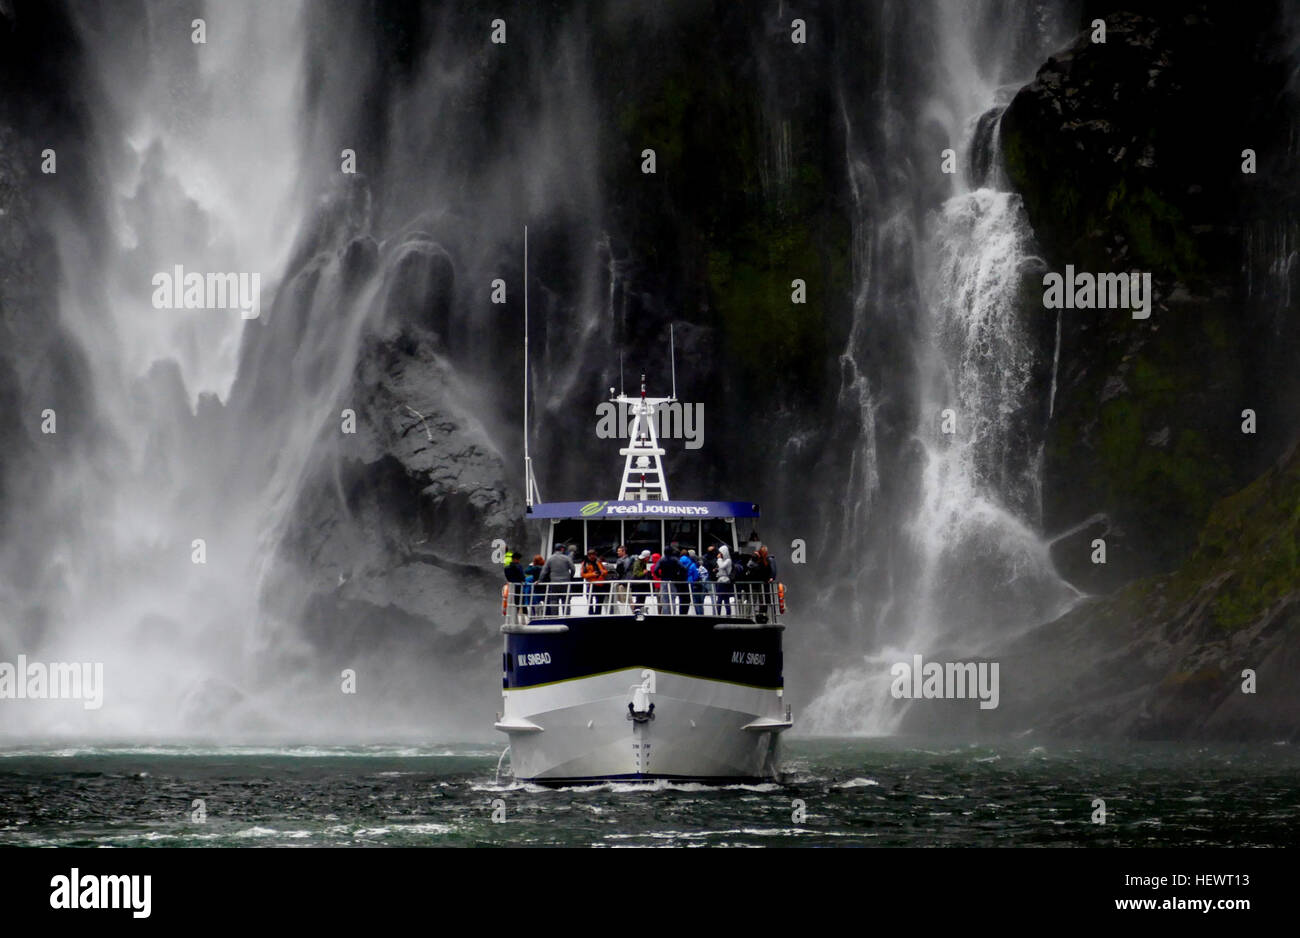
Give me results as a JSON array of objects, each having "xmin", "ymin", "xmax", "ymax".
[{"xmin": 502, "ymin": 537, "xmax": 777, "ymax": 617}]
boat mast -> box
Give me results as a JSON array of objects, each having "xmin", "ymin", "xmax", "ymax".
[
  {"xmin": 523, "ymin": 225, "xmax": 541, "ymax": 507},
  {"xmin": 670, "ymin": 323, "xmax": 677, "ymax": 400},
  {"xmin": 614, "ymin": 372, "xmax": 672, "ymax": 501}
]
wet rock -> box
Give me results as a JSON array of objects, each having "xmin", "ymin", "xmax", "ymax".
[
  {"xmin": 340, "ymin": 235, "xmax": 379, "ymax": 291},
  {"xmin": 272, "ymin": 317, "xmax": 522, "ymax": 645},
  {"xmin": 1002, "ymin": 5, "xmax": 1294, "ymax": 591},
  {"xmin": 380, "ymin": 239, "xmax": 455, "ymax": 337},
  {"xmin": 991, "ymin": 440, "xmax": 1300, "ymax": 741}
]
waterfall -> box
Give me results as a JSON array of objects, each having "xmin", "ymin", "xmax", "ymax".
[
  {"xmin": 0, "ymin": 0, "xmax": 608, "ymax": 739},
  {"xmin": 804, "ymin": 0, "xmax": 1078, "ymax": 734},
  {"xmin": 0, "ymin": 0, "xmax": 318, "ymax": 737},
  {"xmin": 1, "ymin": 0, "xmax": 1092, "ymax": 741}
]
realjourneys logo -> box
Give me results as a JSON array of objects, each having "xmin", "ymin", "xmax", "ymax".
[
  {"xmin": 151, "ymin": 265, "xmax": 261, "ymax": 319},
  {"xmin": 0, "ymin": 656, "xmax": 103, "ymax": 709},
  {"xmin": 1042, "ymin": 265, "xmax": 1152, "ymax": 319},
  {"xmin": 890, "ymin": 655, "xmax": 999, "ymax": 710},
  {"xmin": 50, "ymin": 869, "xmax": 151, "ymax": 918}
]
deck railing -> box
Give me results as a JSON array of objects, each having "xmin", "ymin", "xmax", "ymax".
[{"xmin": 501, "ymin": 579, "xmax": 785, "ymax": 623}]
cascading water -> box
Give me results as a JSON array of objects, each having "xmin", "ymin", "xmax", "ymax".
[
  {"xmin": 0, "ymin": 0, "xmax": 317, "ymax": 737},
  {"xmin": 0, "ymin": 0, "xmax": 609, "ymax": 739},
  {"xmin": 2, "ymin": 0, "xmax": 1090, "ymax": 742},
  {"xmin": 805, "ymin": 0, "xmax": 1079, "ymax": 734}
]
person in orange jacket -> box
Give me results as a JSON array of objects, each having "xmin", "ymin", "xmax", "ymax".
[{"xmin": 581, "ymin": 548, "xmax": 609, "ymax": 615}]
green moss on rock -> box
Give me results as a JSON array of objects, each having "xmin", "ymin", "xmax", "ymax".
[
  {"xmin": 706, "ymin": 214, "xmax": 842, "ymax": 391},
  {"xmin": 1191, "ymin": 449, "xmax": 1300, "ymax": 629}
]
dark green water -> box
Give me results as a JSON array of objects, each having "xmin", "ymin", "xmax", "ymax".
[{"xmin": 1, "ymin": 738, "xmax": 1296, "ymax": 847}]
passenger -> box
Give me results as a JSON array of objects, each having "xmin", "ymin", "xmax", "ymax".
[
  {"xmin": 731, "ymin": 547, "xmax": 751, "ymax": 615},
  {"xmin": 653, "ymin": 548, "xmax": 672, "ymax": 612},
  {"xmin": 702, "ymin": 545, "xmax": 719, "ymax": 613},
  {"xmin": 612, "ymin": 545, "xmax": 632, "ymax": 607},
  {"xmin": 751, "ymin": 545, "xmax": 777, "ymax": 616},
  {"xmin": 524, "ymin": 554, "xmax": 545, "ymax": 581},
  {"xmin": 714, "ymin": 544, "xmax": 734, "ymax": 615},
  {"xmin": 745, "ymin": 529, "xmax": 762, "ymax": 555},
  {"xmin": 503, "ymin": 551, "xmax": 524, "ymax": 616},
  {"xmin": 681, "ymin": 550, "xmax": 705, "ymax": 615},
  {"xmin": 631, "ymin": 549, "xmax": 652, "ymax": 611},
  {"xmin": 523, "ymin": 554, "xmax": 545, "ymax": 610},
  {"xmin": 659, "ymin": 547, "xmax": 688, "ymax": 614},
  {"xmin": 649, "ymin": 551, "xmax": 664, "ymax": 611},
  {"xmin": 503, "ymin": 551, "xmax": 524, "ymax": 584},
  {"xmin": 581, "ymin": 548, "xmax": 609, "ymax": 615},
  {"xmin": 539, "ymin": 543, "xmax": 575, "ymax": 616}
]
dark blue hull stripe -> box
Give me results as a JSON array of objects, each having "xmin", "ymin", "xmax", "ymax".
[{"xmin": 503, "ymin": 614, "xmax": 783, "ymax": 689}]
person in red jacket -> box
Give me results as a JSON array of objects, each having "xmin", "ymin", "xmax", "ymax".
[{"xmin": 649, "ymin": 552, "xmax": 663, "ymax": 612}]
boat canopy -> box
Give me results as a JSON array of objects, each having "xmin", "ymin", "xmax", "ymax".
[{"xmin": 527, "ymin": 499, "xmax": 760, "ymax": 520}]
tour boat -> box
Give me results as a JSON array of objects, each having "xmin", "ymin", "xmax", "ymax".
[{"xmin": 494, "ymin": 372, "xmax": 792, "ymax": 784}]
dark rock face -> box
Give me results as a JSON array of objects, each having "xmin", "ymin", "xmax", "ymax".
[
  {"xmin": 984, "ymin": 2, "xmax": 1300, "ymax": 739},
  {"xmin": 284, "ymin": 328, "xmax": 523, "ymax": 609},
  {"xmin": 246, "ymin": 218, "xmax": 526, "ymax": 728},
  {"xmin": 987, "ymin": 440, "xmax": 1300, "ymax": 741},
  {"xmin": 261, "ymin": 226, "xmax": 523, "ymax": 666},
  {"xmin": 1004, "ymin": 7, "xmax": 1278, "ymax": 282},
  {"xmin": 380, "ymin": 238, "xmax": 455, "ymax": 336},
  {"xmin": 1001, "ymin": 3, "xmax": 1300, "ymax": 592}
]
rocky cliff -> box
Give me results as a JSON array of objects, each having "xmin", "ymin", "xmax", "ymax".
[
  {"xmin": 983, "ymin": 1, "xmax": 1300, "ymax": 738},
  {"xmin": 990, "ymin": 439, "xmax": 1300, "ymax": 741},
  {"xmin": 1002, "ymin": 3, "xmax": 1300, "ymax": 591}
]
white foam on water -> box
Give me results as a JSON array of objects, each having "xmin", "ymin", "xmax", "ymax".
[
  {"xmin": 835, "ymin": 777, "xmax": 880, "ymax": 788},
  {"xmin": 0, "ymin": 743, "xmax": 496, "ymax": 759}
]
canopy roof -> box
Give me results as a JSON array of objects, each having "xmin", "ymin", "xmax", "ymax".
[{"xmin": 527, "ymin": 499, "xmax": 760, "ymax": 520}]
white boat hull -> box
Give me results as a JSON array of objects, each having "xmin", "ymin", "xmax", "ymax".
[{"xmin": 497, "ymin": 668, "xmax": 790, "ymax": 783}]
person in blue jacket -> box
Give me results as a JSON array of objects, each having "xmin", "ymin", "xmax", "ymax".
[{"xmin": 680, "ymin": 549, "xmax": 705, "ymax": 615}]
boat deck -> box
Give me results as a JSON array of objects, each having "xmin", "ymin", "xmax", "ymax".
[{"xmin": 502, "ymin": 580, "xmax": 784, "ymax": 625}]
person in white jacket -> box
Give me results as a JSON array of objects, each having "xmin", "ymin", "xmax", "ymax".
[{"xmin": 715, "ymin": 544, "xmax": 734, "ymax": 615}]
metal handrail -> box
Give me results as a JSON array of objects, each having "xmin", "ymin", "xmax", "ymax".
[{"xmin": 500, "ymin": 579, "xmax": 785, "ymax": 622}]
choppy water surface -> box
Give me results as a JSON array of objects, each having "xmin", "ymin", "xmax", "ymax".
[{"xmin": 1, "ymin": 738, "xmax": 1296, "ymax": 847}]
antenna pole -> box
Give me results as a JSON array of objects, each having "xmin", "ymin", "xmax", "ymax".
[
  {"xmin": 523, "ymin": 225, "xmax": 534, "ymax": 507},
  {"xmin": 670, "ymin": 323, "xmax": 677, "ymax": 400}
]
